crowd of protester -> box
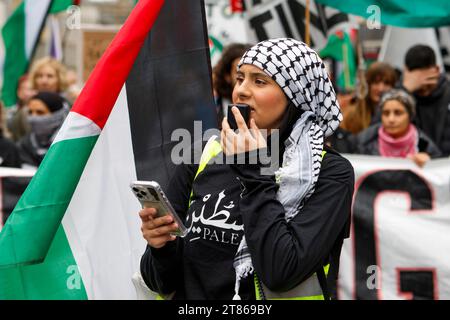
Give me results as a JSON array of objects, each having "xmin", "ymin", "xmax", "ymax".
[
  {"xmin": 1, "ymin": 43, "xmax": 450, "ymax": 172},
  {"xmin": 1, "ymin": 42, "xmax": 448, "ymax": 173},
  {"xmin": 213, "ymin": 42, "xmax": 450, "ymax": 167},
  {"xmin": 0, "ymin": 57, "xmax": 78, "ymax": 170}
]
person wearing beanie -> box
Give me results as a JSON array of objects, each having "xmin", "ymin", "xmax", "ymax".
[
  {"xmin": 17, "ymin": 91, "xmax": 69, "ymax": 168},
  {"xmin": 356, "ymin": 89, "xmax": 441, "ymax": 167},
  {"xmin": 139, "ymin": 38, "xmax": 354, "ymax": 300}
]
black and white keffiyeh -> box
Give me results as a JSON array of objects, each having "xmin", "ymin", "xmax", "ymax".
[{"xmin": 232, "ymin": 38, "xmax": 342, "ymax": 299}]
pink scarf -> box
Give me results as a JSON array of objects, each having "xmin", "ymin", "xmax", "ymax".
[{"xmin": 378, "ymin": 124, "xmax": 418, "ymax": 158}]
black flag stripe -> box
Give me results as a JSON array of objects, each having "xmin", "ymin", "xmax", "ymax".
[{"xmin": 126, "ymin": 0, "xmax": 217, "ymax": 189}]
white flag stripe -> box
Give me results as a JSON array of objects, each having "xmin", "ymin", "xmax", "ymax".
[
  {"xmin": 62, "ymin": 87, "xmax": 145, "ymax": 299},
  {"xmin": 49, "ymin": 15, "xmax": 63, "ymax": 60},
  {"xmin": 53, "ymin": 111, "xmax": 102, "ymax": 144},
  {"xmin": 24, "ymin": 0, "xmax": 52, "ymax": 58}
]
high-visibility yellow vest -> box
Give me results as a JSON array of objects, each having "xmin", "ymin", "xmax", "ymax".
[{"xmin": 188, "ymin": 135, "xmax": 330, "ymax": 300}]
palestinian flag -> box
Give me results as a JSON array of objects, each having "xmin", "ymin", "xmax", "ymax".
[
  {"xmin": 316, "ymin": 0, "xmax": 450, "ymax": 28},
  {"xmin": 1, "ymin": 0, "xmax": 73, "ymax": 107},
  {"xmin": 320, "ymin": 31, "xmax": 356, "ymax": 92},
  {"xmin": 0, "ymin": 0, "xmax": 216, "ymax": 300}
]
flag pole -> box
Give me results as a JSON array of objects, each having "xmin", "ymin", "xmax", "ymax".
[
  {"xmin": 355, "ymin": 27, "xmax": 368, "ymax": 100},
  {"xmin": 305, "ymin": 0, "xmax": 310, "ymax": 46},
  {"xmin": 342, "ymin": 43, "xmax": 350, "ymax": 91}
]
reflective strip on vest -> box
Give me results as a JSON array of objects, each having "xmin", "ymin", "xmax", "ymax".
[
  {"xmin": 190, "ymin": 136, "xmax": 330, "ymax": 300},
  {"xmin": 156, "ymin": 291, "xmax": 176, "ymax": 300},
  {"xmin": 188, "ymin": 135, "xmax": 222, "ymax": 207},
  {"xmin": 255, "ymin": 263, "xmax": 330, "ymax": 300}
]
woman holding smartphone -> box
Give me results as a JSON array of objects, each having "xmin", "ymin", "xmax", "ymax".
[{"xmin": 139, "ymin": 38, "xmax": 354, "ymax": 300}]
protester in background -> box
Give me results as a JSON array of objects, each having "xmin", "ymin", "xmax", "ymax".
[
  {"xmin": 140, "ymin": 38, "xmax": 354, "ymax": 300},
  {"xmin": 29, "ymin": 57, "xmax": 69, "ymax": 101},
  {"xmin": 325, "ymin": 127, "xmax": 357, "ymax": 154},
  {"xmin": 213, "ymin": 43, "xmax": 252, "ymax": 128},
  {"xmin": 0, "ymin": 101, "xmax": 21, "ymax": 168},
  {"xmin": 17, "ymin": 91, "xmax": 69, "ymax": 168},
  {"xmin": 356, "ymin": 89, "xmax": 441, "ymax": 167},
  {"xmin": 341, "ymin": 62, "xmax": 397, "ymax": 134},
  {"xmin": 7, "ymin": 75, "xmax": 35, "ymax": 142},
  {"xmin": 401, "ymin": 44, "xmax": 450, "ymax": 157}
]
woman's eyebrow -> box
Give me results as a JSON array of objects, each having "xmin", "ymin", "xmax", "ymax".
[
  {"xmin": 249, "ymin": 72, "xmax": 270, "ymax": 78},
  {"xmin": 238, "ymin": 71, "xmax": 271, "ymax": 79}
]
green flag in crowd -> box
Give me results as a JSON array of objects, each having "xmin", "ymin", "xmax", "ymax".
[
  {"xmin": 50, "ymin": 0, "xmax": 73, "ymax": 13},
  {"xmin": 1, "ymin": 0, "xmax": 73, "ymax": 107},
  {"xmin": 320, "ymin": 31, "xmax": 356, "ymax": 92},
  {"xmin": 316, "ymin": 0, "xmax": 450, "ymax": 28}
]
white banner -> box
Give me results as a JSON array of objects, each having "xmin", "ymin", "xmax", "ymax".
[
  {"xmin": 243, "ymin": 0, "xmax": 353, "ymax": 50},
  {"xmin": 205, "ymin": 0, "xmax": 249, "ymax": 66},
  {"xmin": 338, "ymin": 155, "xmax": 450, "ymax": 300},
  {"xmin": 378, "ymin": 26, "xmax": 444, "ymax": 71}
]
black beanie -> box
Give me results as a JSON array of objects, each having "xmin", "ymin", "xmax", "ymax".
[{"xmin": 30, "ymin": 91, "xmax": 65, "ymax": 113}]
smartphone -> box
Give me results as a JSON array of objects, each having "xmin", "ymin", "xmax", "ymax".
[
  {"xmin": 130, "ymin": 180, "xmax": 188, "ymax": 237},
  {"xmin": 227, "ymin": 104, "xmax": 251, "ymax": 130}
]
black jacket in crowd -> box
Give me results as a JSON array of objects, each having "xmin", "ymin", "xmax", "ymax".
[
  {"xmin": 356, "ymin": 123, "xmax": 442, "ymax": 158},
  {"xmin": 402, "ymin": 75, "xmax": 450, "ymax": 157},
  {"xmin": 0, "ymin": 134, "xmax": 22, "ymax": 168},
  {"xmin": 17, "ymin": 134, "xmax": 47, "ymax": 168},
  {"xmin": 140, "ymin": 145, "xmax": 354, "ymax": 300},
  {"xmin": 325, "ymin": 127, "xmax": 357, "ymax": 154}
]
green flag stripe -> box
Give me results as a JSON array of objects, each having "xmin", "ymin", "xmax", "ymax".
[
  {"xmin": 0, "ymin": 225, "xmax": 87, "ymax": 299},
  {"xmin": 1, "ymin": 2, "xmax": 27, "ymax": 107},
  {"xmin": 53, "ymin": 112, "xmax": 102, "ymax": 145},
  {"xmin": 0, "ymin": 0, "xmax": 62, "ymax": 107},
  {"xmin": 319, "ymin": 32, "xmax": 356, "ymax": 91},
  {"xmin": 50, "ymin": 0, "xmax": 73, "ymax": 14},
  {"xmin": 0, "ymin": 135, "xmax": 98, "ymax": 268}
]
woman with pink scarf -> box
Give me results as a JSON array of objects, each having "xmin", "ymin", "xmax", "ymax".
[{"xmin": 356, "ymin": 89, "xmax": 441, "ymax": 167}]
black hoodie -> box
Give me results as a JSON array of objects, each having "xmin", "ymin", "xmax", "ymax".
[
  {"xmin": 405, "ymin": 74, "xmax": 450, "ymax": 156},
  {"xmin": 140, "ymin": 145, "xmax": 354, "ymax": 300}
]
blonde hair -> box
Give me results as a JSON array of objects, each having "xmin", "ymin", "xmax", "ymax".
[
  {"xmin": 29, "ymin": 57, "xmax": 68, "ymax": 93},
  {"xmin": 341, "ymin": 62, "xmax": 398, "ymax": 134}
]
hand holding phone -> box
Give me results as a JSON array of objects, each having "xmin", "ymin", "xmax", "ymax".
[
  {"xmin": 131, "ymin": 181, "xmax": 188, "ymax": 238},
  {"xmin": 222, "ymin": 103, "xmax": 267, "ymax": 156},
  {"xmin": 227, "ymin": 104, "xmax": 250, "ymax": 130}
]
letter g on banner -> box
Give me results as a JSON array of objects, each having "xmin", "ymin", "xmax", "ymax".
[{"xmin": 352, "ymin": 170, "xmax": 433, "ymax": 299}]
